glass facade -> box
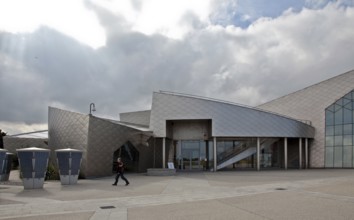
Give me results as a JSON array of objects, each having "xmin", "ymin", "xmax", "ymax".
[
  {"xmin": 216, "ymin": 138, "xmax": 282, "ymax": 170},
  {"xmin": 325, "ymin": 90, "xmax": 354, "ymax": 168},
  {"xmin": 217, "ymin": 138, "xmax": 257, "ymax": 169},
  {"xmin": 175, "ymin": 140, "xmax": 214, "ymax": 170},
  {"xmin": 173, "ymin": 138, "xmax": 286, "ymax": 171}
]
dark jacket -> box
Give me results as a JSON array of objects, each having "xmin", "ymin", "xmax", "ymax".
[{"xmin": 117, "ymin": 161, "xmax": 124, "ymax": 172}]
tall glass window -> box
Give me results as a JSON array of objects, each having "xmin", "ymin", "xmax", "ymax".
[{"xmin": 325, "ymin": 90, "xmax": 354, "ymax": 168}]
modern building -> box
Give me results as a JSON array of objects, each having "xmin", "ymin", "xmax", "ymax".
[
  {"xmin": 258, "ymin": 69, "xmax": 354, "ymax": 169},
  {"xmin": 122, "ymin": 69, "xmax": 354, "ymax": 172},
  {"xmin": 5, "ymin": 69, "xmax": 354, "ymax": 177},
  {"xmin": 4, "ymin": 130, "xmax": 49, "ymax": 154},
  {"xmin": 47, "ymin": 107, "xmax": 153, "ymax": 177}
]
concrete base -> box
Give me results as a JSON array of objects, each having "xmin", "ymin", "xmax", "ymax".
[
  {"xmin": 22, "ymin": 178, "xmax": 45, "ymax": 189},
  {"xmin": 147, "ymin": 168, "xmax": 176, "ymax": 176},
  {"xmin": 59, "ymin": 175, "xmax": 79, "ymax": 185}
]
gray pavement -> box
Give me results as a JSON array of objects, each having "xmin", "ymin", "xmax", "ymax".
[{"xmin": 1, "ymin": 169, "xmax": 354, "ymax": 219}]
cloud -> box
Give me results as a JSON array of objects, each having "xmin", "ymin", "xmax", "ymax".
[
  {"xmin": 1, "ymin": 1, "xmax": 354, "ymax": 134},
  {"xmin": 0, "ymin": 121, "xmax": 47, "ymax": 135},
  {"xmin": 0, "ymin": 28, "xmax": 103, "ymax": 123},
  {"xmin": 210, "ymin": 0, "xmax": 306, "ymax": 28},
  {"xmin": 202, "ymin": 2, "xmax": 354, "ymax": 104},
  {"xmin": 88, "ymin": 0, "xmax": 211, "ymax": 39},
  {"xmin": 0, "ymin": 0, "xmax": 105, "ymax": 48}
]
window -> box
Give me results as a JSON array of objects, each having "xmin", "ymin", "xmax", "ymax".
[{"xmin": 325, "ymin": 90, "xmax": 354, "ymax": 168}]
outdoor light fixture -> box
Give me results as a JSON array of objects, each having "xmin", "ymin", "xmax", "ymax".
[{"xmin": 89, "ymin": 103, "xmax": 96, "ymax": 115}]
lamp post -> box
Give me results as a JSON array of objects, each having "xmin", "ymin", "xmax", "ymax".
[{"xmin": 89, "ymin": 103, "xmax": 96, "ymax": 115}]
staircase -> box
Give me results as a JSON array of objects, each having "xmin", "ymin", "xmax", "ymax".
[{"xmin": 216, "ymin": 138, "xmax": 279, "ymax": 170}]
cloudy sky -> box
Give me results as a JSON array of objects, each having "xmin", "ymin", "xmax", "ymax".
[{"xmin": 1, "ymin": 0, "xmax": 354, "ymax": 135}]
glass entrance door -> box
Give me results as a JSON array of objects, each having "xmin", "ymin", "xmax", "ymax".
[{"xmin": 180, "ymin": 140, "xmax": 203, "ymax": 170}]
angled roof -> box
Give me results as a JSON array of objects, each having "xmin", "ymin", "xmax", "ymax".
[
  {"xmin": 10, "ymin": 130, "xmax": 48, "ymax": 139},
  {"xmin": 258, "ymin": 69, "xmax": 354, "ymax": 128},
  {"xmin": 150, "ymin": 91, "xmax": 314, "ymax": 138},
  {"xmin": 102, "ymin": 118, "xmax": 151, "ymax": 132},
  {"xmin": 120, "ymin": 110, "xmax": 151, "ymax": 126}
]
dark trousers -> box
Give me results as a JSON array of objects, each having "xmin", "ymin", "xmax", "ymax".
[{"xmin": 113, "ymin": 171, "xmax": 129, "ymax": 184}]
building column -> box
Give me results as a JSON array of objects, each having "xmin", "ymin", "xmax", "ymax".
[
  {"xmin": 213, "ymin": 137, "xmax": 217, "ymax": 172},
  {"xmin": 205, "ymin": 140, "xmax": 209, "ymax": 170},
  {"xmin": 277, "ymin": 141, "xmax": 281, "ymax": 168},
  {"xmin": 284, "ymin": 138, "xmax": 288, "ymax": 170},
  {"xmin": 257, "ymin": 137, "xmax": 260, "ymax": 171},
  {"xmin": 299, "ymin": 138, "xmax": 302, "ymax": 169},
  {"xmin": 162, "ymin": 137, "xmax": 166, "ymax": 169},
  {"xmin": 305, "ymin": 138, "xmax": 308, "ymax": 169}
]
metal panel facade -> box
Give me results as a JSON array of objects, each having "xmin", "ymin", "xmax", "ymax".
[
  {"xmin": 120, "ymin": 110, "xmax": 151, "ymax": 126},
  {"xmin": 150, "ymin": 92, "xmax": 314, "ymax": 138},
  {"xmin": 48, "ymin": 107, "xmax": 89, "ymax": 176},
  {"xmin": 258, "ymin": 70, "xmax": 354, "ymax": 168},
  {"xmin": 86, "ymin": 116, "xmax": 152, "ymax": 177},
  {"xmin": 4, "ymin": 137, "xmax": 48, "ymax": 154},
  {"xmin": 48, "ymin": 107, "xmax": 153, "ymax": 177}
]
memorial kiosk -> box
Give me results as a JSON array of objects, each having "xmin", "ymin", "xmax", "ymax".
[
  {"xmin": 55, "ymin": 148, "xmax": 83, "ymax": 185},
  {"xmin": 17, "ymin": 147, "xmax": 50, "ymax": 189}
]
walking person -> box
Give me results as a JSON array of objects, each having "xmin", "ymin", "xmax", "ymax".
[{"xmin": 112, "ymin": 157, "xmax": 130, "ymax": 186}]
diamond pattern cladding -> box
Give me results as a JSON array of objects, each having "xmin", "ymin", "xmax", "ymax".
[
  {"xmin": 258, "ymin": 70, "xmax": 354, "ymax": 168},
  {"xmin": 150, "ymin": 92, "xmax": 314, "ymax": 138},
  {"xmin": 48, "ymin": 107, "xmax": 153, "ymax": 177},
  {"xmin": 4, "ymin": 137, "xmax": 48, "ymax": 154},
  {"xmin": 86, "ymin": 116, "xmax": 152, "ymax": 177},
  {"xmin": 120, "ymin": 110, "xmax": 151, "ymax": 126},
  {"xmin": 48, "ymin": 107, "xmax": 89, "ymax": 176}
]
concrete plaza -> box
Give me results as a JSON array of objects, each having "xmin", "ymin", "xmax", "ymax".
[{"xmin": 1, "ymin": 169, "xmax": 354, "ymax": 219}]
